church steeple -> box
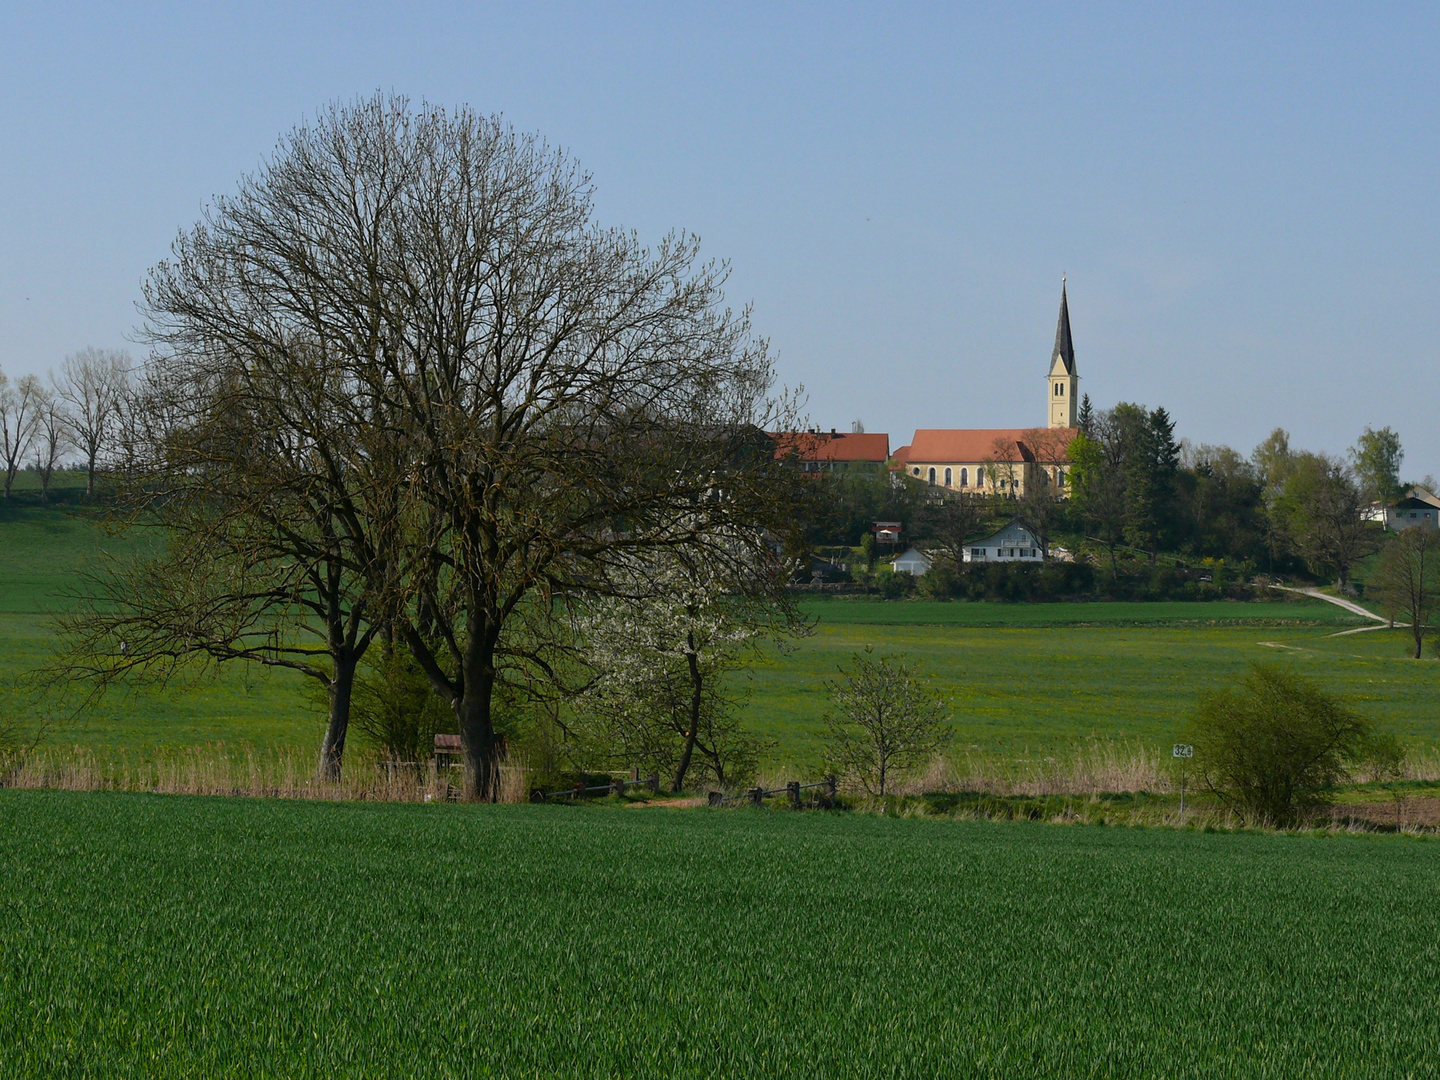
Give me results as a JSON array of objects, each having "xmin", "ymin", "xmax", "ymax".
[
  {"xmin": 1050, "ymin": 280, "xmax": 1075, "ymax": 377},
  {"xmin": 1047, "ymin": 279, "xmax": 1079, "ymax": 428}
]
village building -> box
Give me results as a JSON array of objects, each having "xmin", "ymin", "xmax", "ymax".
[
  {"xmin": 891, "ymin": 546, "xmax": 933, "ymax": 576},
  {"xmin": 772, "ymin": 429, "xmax": 890, "ymax": 473},
  {"xmin": 962, "ymin": 520, "xmax": 1044, "ymax": 563},
  {"xmin": 891, "ymin": 283, "xmax": 1081, "ymax": 496},
  {"xmin": 1383, "ymin": 487, "xmax": 1440, "ymax": 531}
]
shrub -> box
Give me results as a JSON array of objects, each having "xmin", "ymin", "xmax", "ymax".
[
  {"xmin": 1187, "ymin": 663, "xmax": 1375, "ymax": 824},
  {"xmin": 823, "ymin": 647, "xmax": 950, "ymax": 796},
  {"xmin": 351, "ymin": 648, "xmax": 456, "ymax": 763}
]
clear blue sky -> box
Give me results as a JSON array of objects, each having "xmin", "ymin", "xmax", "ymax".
[{"xmin": 2, "ymin": 3, "xmax": 1437, "ymax": 472}]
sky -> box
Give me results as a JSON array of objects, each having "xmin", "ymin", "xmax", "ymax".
[{"xmin": 2, "ymin": 3, "xmax": 1437, "ymax": 472}]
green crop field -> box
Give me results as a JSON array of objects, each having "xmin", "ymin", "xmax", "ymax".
[
  {"xmin": 1, "ymin": 790, "xmax": 1436, "ymax": 1078},
  {"xmin": 4, "ymin": 496, "xmax": 1439, "ymax": 767},
  {"xmin": 747, "ymin": 609, "xmax": 1440, "ymax": 768}
]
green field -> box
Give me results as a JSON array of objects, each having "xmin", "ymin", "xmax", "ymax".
[
  {"xmin": 1, "ymin": 790, "xmax": 1436, "ymax": 1078},
  {"xmin": 5, "ymin": 496, "xmax": 1440, "ymax": 768}
]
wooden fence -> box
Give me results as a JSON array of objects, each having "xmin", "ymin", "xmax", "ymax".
[{"xmin": 709, "ymin": 776, "xmax": 837, "ymax": 808}]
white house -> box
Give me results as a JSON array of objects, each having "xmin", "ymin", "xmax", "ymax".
[
  {"xmin": 891, "ymin": 547, "xmax": 933, "ymax": 576},
  {"xmin": 1385, "ymin": 487, "xmax": 1440, "ymax": 532},
  {"xmin": 962, "ymin": 520, "xmax": 1044, "ymax": 563}
]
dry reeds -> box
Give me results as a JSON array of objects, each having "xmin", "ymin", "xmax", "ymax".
[{"xmin": 0, "ymin": 744, "xmax": 534, "ymax": 804}]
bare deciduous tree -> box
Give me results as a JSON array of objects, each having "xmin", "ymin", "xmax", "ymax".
[
  {"xmin": 823, "ymin": 647, "xmax": 950, "ymax": 796},
  {"xmin": 0, "ymin": 371, "xmax": 43, "ymax": 498},
  {"xmin": 59, "ymin": 344, "xmax": 393, "ymax": 782},
  {"xmin": 135, "ymin": 94, "xmax": 799, "ymax": 800},
  {"xmin": 918, "ymin": 493, "xmax": 989, "ymax": 567},
  {"xmin": 1369, "ymin": 528, "xmax": 1440, "ymax": 659},
  {"xmin": 30, "ymin": 383, "xmax": 70, "ymax": 500},
  {"xmin": 57, "ymin": 348, "xmax": 130, "ymax": 497}
]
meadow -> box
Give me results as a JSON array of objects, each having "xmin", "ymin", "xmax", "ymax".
[
  {"xmin": 1, "ymin": 790, "xmax": 1436, "ymax": 1078},
  {"xmin": 4, "ymin": 490, "xmax": 1439, "ymax": 772}
]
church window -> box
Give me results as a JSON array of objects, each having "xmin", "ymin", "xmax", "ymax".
[
  {"xmin": 928, "ymin": 467, "xmax": 936, "ymax": 485},
  {"xmin": 912, "ymin": 467, "xmax": 920, "ymax": 477},
  {"xmin": 960, "ymin": 467, "xmax": 968, "ymax": 487},
  {"xmin": 1059, "ymin": 383, "xmax": 1065, "ymax": 396},
  {"xmin": 976, "ymin": 466, "xmax": 985, "ymax": 487},
  {"xmin": 1057, "ymin": 469, "xmax": 1065, "ymax": 488},
  {"xmin": 944, "ymin": 467, "xmax": 952, "ymax": 486}
]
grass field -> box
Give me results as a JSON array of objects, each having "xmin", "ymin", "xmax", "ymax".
[
  {"xmin": 4, "ymin": 495, "xmax": 1438, "ymax": 769},
  {"xmin": 1, "ymin": 790, "xmax": 1436, "ymax": 1078}
]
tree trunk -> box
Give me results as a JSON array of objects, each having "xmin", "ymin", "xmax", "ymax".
[
  {"xmin": 316, "ymin": 652, "xmax": 357, "ymax": 782},
  {"xmin": 458, "ymin": 642, "xmax": 500, "ymax": 802},
  {"xmin": 86, "ymin": 455, "xmax": 96, "ymax": 498},
  {"xmin": 672, "ymin": 641, "xmax": 703, "ymax": 794}
]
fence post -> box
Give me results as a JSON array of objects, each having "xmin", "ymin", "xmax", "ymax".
[
  {"xmin": 648, "ymin": 772, "xmax": 660, "ymax": 794},
  {"xmin": 707, "ymin": 791, "xmax": 723, "ymax": 807},
  {"xmin": 572, "ymin": 781, "xmax": 584, "ymax": 801},
  {"xmin": 610, "ymin": 778, "xmax": 624, "ymax": 797},
  {"xmin": 750, "ymin": 786, "xmax": 764, "ymax": 807},
  {"xmin": 826, "ymin": 774, "xmax": 837, "ymax": 802},
  {"xmin": 788, "ymin": 780, "xmax": 801, "ymax": 808}
]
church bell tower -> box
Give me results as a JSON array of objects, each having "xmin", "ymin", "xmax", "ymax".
[{"xmin": 1047, "ymin": 280, "xmax": 1078, "ymax": 428}]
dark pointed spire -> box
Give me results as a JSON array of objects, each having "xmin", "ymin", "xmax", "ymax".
[{"xmin": 1051, "ymin": 279, "xmax": 1075, "ymax": 376}]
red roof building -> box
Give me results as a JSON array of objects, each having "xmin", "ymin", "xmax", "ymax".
[{"xmin": 773, "ymin": 430, "xmax": 890, "ymax": 471}]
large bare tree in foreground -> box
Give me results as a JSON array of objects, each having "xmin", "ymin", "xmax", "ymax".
[{"xmin": 123, "ymin": 95, "xmax": 796, "ymax": 798}]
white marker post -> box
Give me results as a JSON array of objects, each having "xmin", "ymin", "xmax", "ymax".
[{"xmin": 1173, "ymin": 743, "xmax": 1193, "ymax": 818}]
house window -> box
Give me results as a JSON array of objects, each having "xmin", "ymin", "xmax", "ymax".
[
  {"xmin": 960, "ymin": 467, "xmax": 968, "ymax": 487},
  {"xmin": 928, "ymin": 467, "xmax": 937, "ymax": 485},
  {"xmin": 944, "ymin": 467, "xmax": 952, "ymax": 486}
]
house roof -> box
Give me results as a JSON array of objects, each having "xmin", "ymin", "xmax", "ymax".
[
  {"xmin": 901, "ymin": 428, "xmax": 1077, "ymax": 464},
  {"xmin": 969, "ymin": 519, "xmax": 1037, "ymax": 546},
  {"xmin": 893, "ymin": 546, "xmax": 931, "ymax": 565},
  {"xmin": 1391, "ymin": 487, "xmax": 1440, "ymax": 510},
  {"xmin": 772, "ymin": 431, "xmax": 890, "ymax": 463},
  {"xmin": 1051, "ymin": 281, "xmax": 1075, "ymax": 376}
]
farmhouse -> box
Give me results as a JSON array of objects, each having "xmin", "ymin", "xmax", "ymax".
[
  {"xmin": 892, "ymin": 283, "xmax": 1080, "ymax": 496},
  {"xmin": 963, "ymin": 520, "xmax": 1043, "ymax": 563},
  {"xmin": 1384, "ymin": 487, "xmax": 1440, "ymax": 531}
]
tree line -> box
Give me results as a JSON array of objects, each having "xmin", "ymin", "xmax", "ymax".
[{"xmin": 0, "ymin": 349, "xmax": 131, "ymax": 499}]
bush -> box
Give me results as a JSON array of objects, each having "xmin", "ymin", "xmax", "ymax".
[
  {"xmin": 351, "ymin": 648, "xmax": 456, "ymax": 763},
  {"xmin": 1187, "ymin": 663, "xmax": 1376, "ymax": 824},
  {"xmin": 877, "ymin": 568, "xmax": 915, "ymax": 598}
]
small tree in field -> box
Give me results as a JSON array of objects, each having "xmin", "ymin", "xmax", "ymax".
[
  {"xmin": 823, "ymin": 647, "xmax": 950, "ymax": 796},
  {"xmin": 1188, "ymin": 663, "xmax": 1375, "ymax": 824},
  {"xmin": 1369, "ymin": 528, "xmax": 1440, "ymax": 659},
  {"xmin": 578, "ymin": 550, "xmax": 797, "ymax": 792}
]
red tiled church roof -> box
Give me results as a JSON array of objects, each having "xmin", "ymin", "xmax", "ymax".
[{"xmin": 900, "ymin": 427, "xmax": 1078, "ymax": 464}]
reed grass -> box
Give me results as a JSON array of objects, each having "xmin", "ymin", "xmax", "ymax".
[{"xmin": 0, "ymin": 744, "xmax": 533, "ymax": 803}]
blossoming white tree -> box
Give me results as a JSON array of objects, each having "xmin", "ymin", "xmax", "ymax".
[{"xmin": 579, "ymin": 549, "xmax": 803, "ymax": 792}]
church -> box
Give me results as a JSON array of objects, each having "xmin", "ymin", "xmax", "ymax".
[{"xmin": 891, "ymin": 282, "xmax": 1081, "ymax": 497}]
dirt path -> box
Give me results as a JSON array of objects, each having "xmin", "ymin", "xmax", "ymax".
[{"xmin": 1270, "ymin": 584, "xmax": 1390, "ymax": 622}]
